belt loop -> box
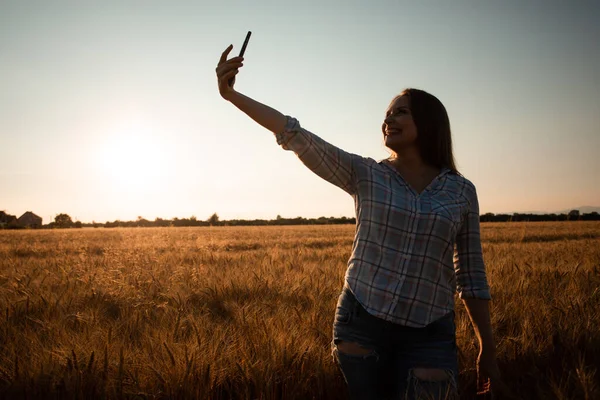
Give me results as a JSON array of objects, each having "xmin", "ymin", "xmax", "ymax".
[
  {"xmin": 346, "ymin": 286, "xmax": 361, "ymax": 317},
  {"xmin": 353, "ymin": 293, "xmax": 361, "ymax": 317}
]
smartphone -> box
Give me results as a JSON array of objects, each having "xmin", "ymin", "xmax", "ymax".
[
  {"xmin": 238, "ymin": 31, "xmax": 251, "ymax": 57},
  {"xmin": 229, "ymin": 31, "xmax": 251, "ymax": 86}
]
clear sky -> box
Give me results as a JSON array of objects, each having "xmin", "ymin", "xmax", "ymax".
[{"xmin": 1, "ymin": 0, "xmax": 599, "ymax": 224}]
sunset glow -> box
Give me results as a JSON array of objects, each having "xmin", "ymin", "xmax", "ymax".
[
  {"xmin": 95, "ymin": 121, "xmax": 173, "ymax": 192},
  {"xmin": 1, "ymin": 1, "xmax": 598, "ymax": 224}
]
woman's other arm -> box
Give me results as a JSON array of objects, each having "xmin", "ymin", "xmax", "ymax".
[{"xmin": 455, "ymin": 184, "xmax": 513, "ymax": 397}]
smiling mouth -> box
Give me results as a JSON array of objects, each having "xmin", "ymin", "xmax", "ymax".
[{"xmin": 385, "ymin": 129, "xmax": 402, "ymax": 136}]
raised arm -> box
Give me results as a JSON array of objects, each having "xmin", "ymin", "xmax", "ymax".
[
  {"xmin": 216, "ymin": 45, "xmax": 287, "ymax": 134},
  {"xmin": 215, "ymin": 45, "xmax": 360, "ymax": 195}
]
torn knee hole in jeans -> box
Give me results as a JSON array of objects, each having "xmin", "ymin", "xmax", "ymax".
[
  {"xmin": 407, "ymin": 368, "xmax": 458, "ymax": 399},
  {"xmin": 336, "ymin": 341, "xmax": 372, "ymax": 355},
  {"xmin": 334, "ymin": 340, "xmax": 377, "ymax": 357},
  {"xmin": 410, "ymin": 368, "xmax": 452, "ymax": 382}
]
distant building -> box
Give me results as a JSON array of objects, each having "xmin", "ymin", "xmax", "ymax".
[
  {"xmin": 0, "ymin": 211, "xmax": 18, "ymax": 227},
  {"xmin": 17, "ymin": 211, "xmax": 43, "ymax": 228}
]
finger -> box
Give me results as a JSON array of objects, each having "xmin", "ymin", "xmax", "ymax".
[
  {"xmin": 219, "ymin": 56, "xmax": 244, "ymax": 69},
  {"xmin": 218, "ymin": 44, "xmax": 233, "ymax": 65},
  {"xmin": 221, "ymin": 69, "xmax": 239, "ymax": 85},
  {"xmin": 477, "ymin": 376, "xmax": 492, "ymax": 395},
  {"xmin": 216, "ymin": 61, "xmax": 243, "ymax": 75},
  {"xmin": 223, "ymin": 69, "xmax": 239, "ymax": 80},
  {"xmin": 228, "ymin": 56, "xmax": 244, "ymax": 62},
  {"xmin": 218, "ymin": 57, "xmax": 243, "ymax": 70},
  {"xmin": 220, "ymin": 59, "xmax": 244, "ymax": 70}
]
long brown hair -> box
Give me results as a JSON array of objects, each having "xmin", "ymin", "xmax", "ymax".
[{"xmin": 385, "ymin": 88, "xmax": 459, "ymax": 175}]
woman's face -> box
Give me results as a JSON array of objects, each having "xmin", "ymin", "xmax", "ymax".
[{"xmin": 382, "ymin": 95, "xmax": 418, "ymax": 151}]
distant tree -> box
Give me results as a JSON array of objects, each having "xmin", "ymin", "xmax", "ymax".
[
  {"xmin": 74, "ymin": 221, "xmax": 83, "ymax": 228},
  {"xmin": 480, "ymin": 212, "xmax": 495, "ymax": 222},
  {"xmin": 54, "ymin": 213, "xmax": 73, "ymax": 228},
  {"xmin": 208, "ymin": 213, "xmax": 220, "ymax": 226},
  {"xmin": 568, "ymin": 210, "xmax": 580, "ymax": 220},
  {"xmin": 135, "ymin": 217, "xmax": 150, "ymax": 227},
  {"xmin": 154, "ymin": 217, "xmax": 170, "ymax": 227}
]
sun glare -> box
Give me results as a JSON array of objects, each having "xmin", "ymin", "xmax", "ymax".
[{"xmin": 95, "ymin": 121, "xmax": 174, "ymax": 193}]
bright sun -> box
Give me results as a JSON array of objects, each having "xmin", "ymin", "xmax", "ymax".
[{"xmin": 95, "ymin": 121, "xmax": 174, "ymax": 193}]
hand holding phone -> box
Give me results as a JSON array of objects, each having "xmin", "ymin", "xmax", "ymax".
[
  {"xmin": 216, "ymin": 31, "xmax": 251, "ymax": 100},
  {"xmin": 228, "ymin": 31, "xmax": 251, "ymax": 86}
]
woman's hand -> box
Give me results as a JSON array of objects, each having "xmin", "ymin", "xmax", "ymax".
[
  {"xmin": 477, "ymin": 351, "xmax": 515, "ymax": 399},
  {"xmin": 216, "ymin": 44, "xmax": 244, "ymax": 101}
]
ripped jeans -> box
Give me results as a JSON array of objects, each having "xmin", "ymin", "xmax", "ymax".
[{"xmin": 331, "ymin": 285, "xmax": 459, "ymax": 400}]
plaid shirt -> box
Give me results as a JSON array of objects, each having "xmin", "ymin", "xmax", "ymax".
[{"xmin": 275, "ymin": 116, "xmax": 491, "ymax": 327}]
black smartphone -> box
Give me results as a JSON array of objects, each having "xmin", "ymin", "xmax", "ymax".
[
  {"xmin": 229, "ymin": 31, "xmax": 251, "ymax": 86},
  {"xmin": 239, "ymin": 31, "xmax": 251, "ymax": 57}
]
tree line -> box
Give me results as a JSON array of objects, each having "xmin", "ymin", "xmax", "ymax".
[
  {"xmin": 480, "ymin": 210, "xmax": 599, "ymax": 222},
  {"xmin": 42, "ymin": 213, "xmax": 357, "ymax": 229},
  {"xmin": 30, "ymin": 210, "xmax": 600, "ymax": 229}
]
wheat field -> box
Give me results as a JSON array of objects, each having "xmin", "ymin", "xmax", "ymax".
[{"xmin": 0, "ymin": 222, "xmax": 599, "ymax": 399}]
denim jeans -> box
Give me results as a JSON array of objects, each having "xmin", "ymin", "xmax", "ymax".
[{"xmin": 331, "ymin": 285, "xmax": 459, "ymax": 400}]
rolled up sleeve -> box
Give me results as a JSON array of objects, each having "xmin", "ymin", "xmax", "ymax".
[
  {"xmin": 453, "ymin": 185, "xmax": 492, "ymax": 300},
  {"xmin": 275, "ymin": 115, "xmax": 360, "ymax": 196}
]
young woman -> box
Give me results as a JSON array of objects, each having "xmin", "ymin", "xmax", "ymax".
[{"xmin": 215, "ymin": 45, "xmax": 510, "ymax": 399}]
